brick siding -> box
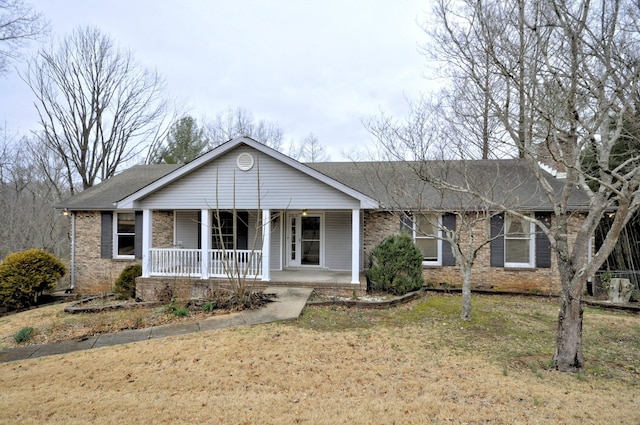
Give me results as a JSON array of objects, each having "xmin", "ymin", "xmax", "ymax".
[
  {"xmin": 75, "ymin": 208, "xmax": 584, "ymax": 297},
  {"xmin": 363, "ymin": 211, "xmax": 586, "ymax": 295},
  {"xmin": 72, "ymin": 210, "xmax": 173, "ymax": 294}
]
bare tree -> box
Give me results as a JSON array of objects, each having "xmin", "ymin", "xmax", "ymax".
[
  {"xmin": 0, "ymin": 0, "xmax": 48, "ymax": 76},
  {"xmin": 365, "ymin": 105, "xmax": 536, "ymax": 321},
  {"xmin": 0, "ymin": 132, "xmax": 68, "ymax": 260},
  {"xmin": 389, "ymin": 0, "xmax": 640, "ymax": 372},
  {"xmin": 288, "ymin": 132, "xmax": 330, "ymax": 162},
  {"xmin": 203, "ymin": 107, "xmax": 284, "ymax": 151},
  {"xmin": 24, "ymin": 26, "xmax": 171, "ymax": 195},
  {"xmin": 425, "ymin": 0, "xmax": 550, "ymax": 159},
  {"xmin": 208, "ymin": 163, "xmax": 279, "ymax": 301}
]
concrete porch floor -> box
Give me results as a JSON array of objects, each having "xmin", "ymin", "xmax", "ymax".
[
  {"xmin": 267, "ymin": 269, "xmax": 367, "ymax": 295},
  {"xmin": 270, "ymin": 269, "xmax": 352, "ymax": 283}
]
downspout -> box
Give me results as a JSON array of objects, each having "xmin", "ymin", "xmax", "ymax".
[{"xmin": 68, "ymin": 211, "xmax": 76, "ymax": 292}]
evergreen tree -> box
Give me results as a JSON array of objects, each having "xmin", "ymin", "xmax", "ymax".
[{"xmin": 152, "ymin": 116, "xmax": 208, "ymax": 164}]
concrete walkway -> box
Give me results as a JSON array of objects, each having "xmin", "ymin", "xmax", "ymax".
[{"xmin": 0, "ymin": 287, "xmax": 313, "ymax": 363}]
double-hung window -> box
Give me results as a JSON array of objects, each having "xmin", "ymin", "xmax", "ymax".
[
  {"xmin": 114, "ymin": 212, "xmax": 136, "ymax": 258},
  {"xmin": 212, "ymin": 211, "xmax": 235, "ymax": 250},
  {"xmin": 414, "ymin": 213, "xmax": 442, "ymax": 265},
  {"xmin": 211, "ymin": 211, "xmax": 249, "ymax": 250},
  {"xmin": 504, "ymin": 214, "xmax": 535, "ymax": 267}
]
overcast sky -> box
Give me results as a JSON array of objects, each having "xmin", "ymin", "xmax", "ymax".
[{"xmin": 0, "ymin": 0, "xmax": 434, "ymax": 160}]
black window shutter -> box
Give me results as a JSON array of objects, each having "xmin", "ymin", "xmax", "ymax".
[
  {"xmin": 490, "ymin": 214, "xmax": 505, "ymax": 267},
  {"xmin": 101, "ymin": 212, "xmax": 113, "ymax": 259},
  {"xmin": 535, "ymin": 212, "xmax": 552, "ymax": 268},
  {"xmin": 400, "ymin": 212, "xmax": 413, "ymax": 234},
  {"xmin": 441, "ymin": 213, "xmax": 456, "ymax": 266},
  {"xmin": 237, "ymin": 211, "xmax": 249, "ymax": 250},
  {"xmin": 134, "ymin": 211, "xmax": 143, "ymax": 259}
]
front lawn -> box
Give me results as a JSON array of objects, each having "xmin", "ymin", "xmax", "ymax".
[{"xmin": 0, "ymin": 293, "xmax": 638, "ymax": 424}]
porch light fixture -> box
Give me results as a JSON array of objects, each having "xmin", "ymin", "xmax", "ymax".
[
  {"xmin": 302, "ymin": 209, "xmax": 308, "ymax": 216},
  {"xmin": 62, "ymin": 209, "xmax": 69, "ymax": 216}
]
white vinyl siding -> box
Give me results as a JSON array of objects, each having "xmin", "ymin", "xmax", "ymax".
[
  {"xmin": 175, "ymin": 211, "xmax": 199, "ymax": 248},
  {"xmin": 137, "ymin": 145, "xmax": 360, "ymax": 210},
  {"xmin": 269, "ymin": 212, "xmax": 281, "ymax": 270},
  {"xmin": 324, "ymin": 210, "xmax": 352, "ymax": 270}
]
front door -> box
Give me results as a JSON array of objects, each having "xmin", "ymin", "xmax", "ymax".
[{"xmin": 286, "ymin": 213, "xmax": 322, "ymax": 267}]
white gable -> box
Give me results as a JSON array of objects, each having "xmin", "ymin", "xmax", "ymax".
[{"xmin": 117, "ymin": 138, "xmax": 377, "ymax": 210}]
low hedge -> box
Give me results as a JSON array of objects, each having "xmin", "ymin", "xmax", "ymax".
[{"xmin": 0, "ymin": 249, "xmax": 66, "ymax": 309}]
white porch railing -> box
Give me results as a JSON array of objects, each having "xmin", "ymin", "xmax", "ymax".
[
  {"xmin": 149, "ymin": 248, "xmax": 262, "ymax": 278},
  {"xmin": 150, "ymin": 248, "xmax": 201, "ymax": 276},
  {"xmin": 209, "ymin": 249, "xmax": 262, "ymax": 278}
]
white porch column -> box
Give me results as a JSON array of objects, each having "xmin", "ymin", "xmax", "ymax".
[
  {"xmin": 261, "ymin": 209, "xmax": 271, "ymax": 281},
  {"xmin": 141, "ymin": 209, "xmax": 152, "ymax": 277},
  {"xmin": 201, "ymin": 209, "xmax": 210, "ymax": 279},
  {"xmin": 351, "ymin": 208, "xmax": 360, "ymax": 284}
]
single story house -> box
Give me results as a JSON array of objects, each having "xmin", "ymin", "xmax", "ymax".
[{"xmin": 57, "ymin": 137, "xmax": 591, "ymax": 300}]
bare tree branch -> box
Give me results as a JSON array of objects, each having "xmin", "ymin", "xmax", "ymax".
[
  {"xmin": 24, "ymin": 26, "xmax": 171, "ymax": 194},
  {"xmin": 0, "ymin": 0, "xmax": 48, "ymax": 76}
]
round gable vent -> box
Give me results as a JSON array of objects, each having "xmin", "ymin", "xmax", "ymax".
[{"xmin": 236, "ymin": 152, "xmax": 254, "ymax": 171}]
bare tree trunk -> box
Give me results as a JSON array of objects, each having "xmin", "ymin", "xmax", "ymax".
[
  {"xmin": 553, "ymin": 289, "xmax": 584, "ymax": 372},
  {"xmin": 460, "ymin": 264, "xmax": 472, "ymax": 321}
]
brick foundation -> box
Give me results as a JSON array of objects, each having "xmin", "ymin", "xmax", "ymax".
[{"xmin": 136, "ymin": 276, "xmax": 367, "ymax": 301}]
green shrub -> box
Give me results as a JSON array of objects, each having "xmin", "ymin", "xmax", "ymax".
[
  {"xmin": 113, "ymin": 264, "xmax": 142, "ymax": 300},
  {"xmin": 173, "ymin": 307, "xmax": 189, "ymax": 317},
  {"xmin": 0, "ymin": 249, "xmax": 66, "ymax": 309},
  {"xmin": 366, "ymin": 233, "xmax": 424, "ymax": 295},
  {"xmin": 14, "ymin": 326, "xmax": 35, "ymax": 343}
]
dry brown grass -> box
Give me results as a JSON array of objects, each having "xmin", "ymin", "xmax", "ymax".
[{"xmin": 0, "ymin": 294, "xmax": 639, "ymax": 424}]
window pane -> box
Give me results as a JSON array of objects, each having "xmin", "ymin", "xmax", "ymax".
[
  {"xmin": 212, "ymin": 212, "xmax": 234, "ymax": 250},
  {"xmin": 118, "ymin": 235, "xmax": 135, "ymax": 256},
  {"xmin": 505, "ymin": 239, "xmax": 530, "ymax": 263},
  {"xmin": 506, "ymin": 217, "xmax": 529, "ymax": 237},
  {"xmin": 301, "ymin": 217, "xmax": 320, "ymax": 239},
  {"xmin": 301, "ymin": 240, "xmax": 319, "ymax": 265},
  {"xmin": 212, "ymin": 235, "xmax": 234, "ymax": 250},
  {"xmin": 417, "ymin": 214, "xmax": 437, "ymax": 237},
  {"xmin": 416, "ymin": 238, "xmax": 438, "ymax": 261},
  {"xmin": 117, "ymin": 213, "xmax": 135, "ymax": 233}
]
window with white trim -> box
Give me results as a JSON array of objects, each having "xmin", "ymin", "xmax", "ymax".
[
  {"xmin": 211, "ymin": 211, "xmax": 249, "ymax": 250},
  {"xmin": 413, "ymin": 213, "xmax": 442, "ymax": 265},
  {"xmin": 504, "ymin": 214, "xmax": 535, "ymax": 267},
  {"xmin": 114, "ymin": 212, "xmax": 135, "ymax": 258},
  {"xmin": 212, "ymin": 211, "xmax": 235, "ymax": 250}
]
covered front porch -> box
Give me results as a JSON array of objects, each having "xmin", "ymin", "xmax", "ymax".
[{"xmin": 139, "ymin": 208, "xmax": 363, "ymax": 286}]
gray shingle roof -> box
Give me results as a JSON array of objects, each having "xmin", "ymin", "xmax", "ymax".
[
  {"xmin": 307, "ymin": 159, "xmax": 591, "ymax": 211},
  {"xmin": 58, "ymin": 158, "xmax": 590, "ymax": 212},
  {"xmin": 57, "ymin": 164, "xmax": 180, "ymax": 210}
]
